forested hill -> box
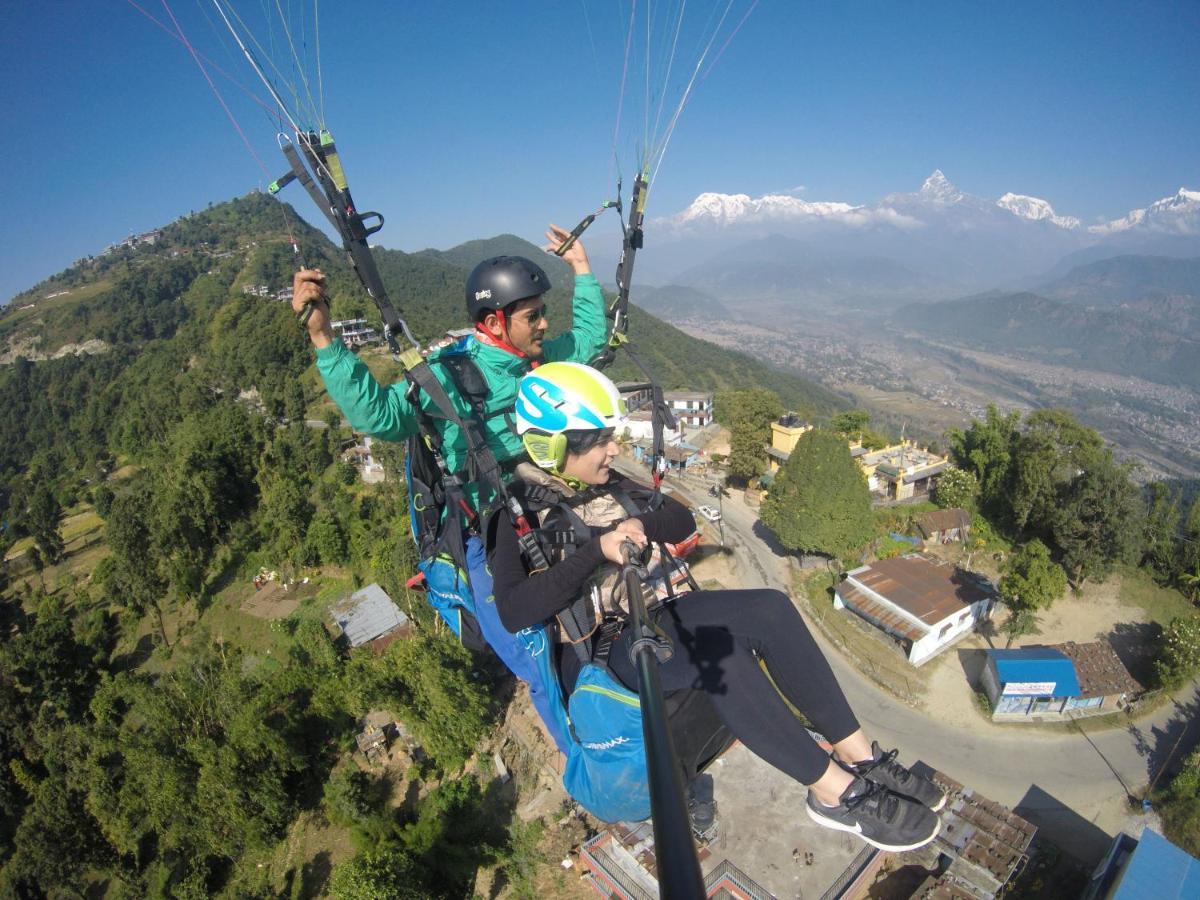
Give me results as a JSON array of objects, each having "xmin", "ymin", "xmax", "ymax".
[{"xmin": 2, "ymin": 195, "xmax": 841, "ymax": 418}]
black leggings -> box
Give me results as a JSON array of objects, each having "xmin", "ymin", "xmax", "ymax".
[{"xmin": 607, "ymin": 588, "xmax": 860, "ymax": 786}]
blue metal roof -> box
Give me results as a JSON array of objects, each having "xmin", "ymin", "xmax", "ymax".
[
  {"xmin": 987, "ymin": 647, "xmax": 1081, "ymax": 696},
  {"xmin": 1112, "ymin": 829, "xmax": 1200, "ymax": 899}
]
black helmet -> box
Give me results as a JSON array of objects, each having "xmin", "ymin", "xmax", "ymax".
[{"xmin": 465, "ymin": 256, "xmax": 551, "ymax": 321}]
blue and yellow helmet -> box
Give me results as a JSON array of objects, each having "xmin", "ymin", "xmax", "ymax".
[{"xmin": 515, "ymin": 362, "xmax": 628, "ymax": 472}]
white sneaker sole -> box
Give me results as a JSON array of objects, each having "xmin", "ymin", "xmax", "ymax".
[{"xmin": 805, "ymin": 803, "xmax": 942, "ymax": 852}]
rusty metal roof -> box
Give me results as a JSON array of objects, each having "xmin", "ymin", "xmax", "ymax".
[
  {"xmin": 1051, "ymin": 640, "xmax": 1143, "ymax": 698},
  {"xmin": 845, "ymin": 555, "xmax": 992, "ymax": 627},
  {"xmin": 835, "ymin": 581, "xmax": 927, "ymax": 641},
  {"xmin": 917, "ymin": 507, "xmax": 972, "ymax": 538}
]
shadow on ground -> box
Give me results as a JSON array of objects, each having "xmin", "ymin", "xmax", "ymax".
[
  {"xmin": 1139, "ymin": 691, "xmax": 1200, "ymax": 789},
  {"xmin": 956, "ymin": 648, "xmax": 990, "ymax": 693},
  {"xmin": 1015, "ymin": 784, "xmax": 1114, "ymax": 867},
  {"xmin": 1108, "ymin": 621, "xmax": 1161, "ymax": 687}
]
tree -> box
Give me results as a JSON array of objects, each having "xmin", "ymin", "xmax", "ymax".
[
  {"xmin": 91, "ymin": 483, "xmax": 115, "ymax": 519},
  {"xmin": 998, "ymin": 540, "xmax": 1066, "ymax": 611},
  {"xmin": 1051, "ymin": 452, "xmax": 1144, "ymax": 585},
  {"xmin": 830, "ymin": 410, "xmax": 871, "ymax": 437},
  {"xmin": 1157, "ymin": 748, "xmax": 1200, "ymax": 855},
  {"xmin": 329, "ymin": 844, "xmax": 425, "ymax": 900},
  {"xmin": 307, "ymin": 509, "xmax": 349, "ymax": 566},
  {"xmin": 1010, "ymin": 410, "xmax": 1104, "ymax": 536},
  {"xmin": 1143, "ymin": 483, "xmax": 1182, "ymax": 582},
  {"xmin": 1178, "ymin": 497, "xmax": 1200, "ymax": 595},
  {"xmin": 947, "ymin": 405, "xmax": 1021, "ymax": 519},
  {"xmin": 1001, "ymin": 607, "xmax": 1042, "ymax": 649},
  {"xmin": 761, "ymin": 429, "xmax": 873, "ymax": 559},
  {"xmin": 25, "ymin": 483, "xmax": 64, "ymax": 565},
  {"xmin": 728, "ymin": 421, "xmax": 766, "ymax": 484},
  {"xmin": 1153, "ymin": 615, "xmax": 1200, "ymax": 689},
  {"xmin": 933, "ymin": 466, "xmax": 978, "ymax": 511},
  {"xmin": 713, "ymin": 388, "xmax": 782, "ymax": 436}
]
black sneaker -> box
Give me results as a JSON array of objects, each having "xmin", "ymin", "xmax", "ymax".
[
  {"xmin": 805, "ymin": 776, "xmax": 941, "ymax": 852},
  {"xmin": 846, "ymin": 741, "xmax": 947, "ymax": 812}
]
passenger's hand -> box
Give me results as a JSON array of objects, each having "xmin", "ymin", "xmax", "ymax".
[
  {"xmin": 293, "ymin": 269, "xmax": 333, "ymax": 348},
  {"xmin": 615, "ymin": 519, "xmax": 646, "ymax": 543},
  {"xmin": 600, "ymin": 525, "xmax": 646, "ymax": 565},
  {"xmin": 545, "ymin": 223, "xmax": 591, "ymax": 276}
]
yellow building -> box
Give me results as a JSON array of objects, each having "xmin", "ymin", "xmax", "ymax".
[
  {"xmin": 766, "ymin": 414, "xmax": 813, "ymax": 473},
  {"xmin": 765, "ymin": 417, "xmax": 948, "ymax": 501}
]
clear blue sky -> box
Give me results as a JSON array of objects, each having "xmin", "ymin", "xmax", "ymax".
[{"xmin": 2, "ymin": 1, "xmax": 1197, "ymax": 303}]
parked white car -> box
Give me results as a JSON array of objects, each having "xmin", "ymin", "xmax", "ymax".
[{"xmin": 696, "ymin": 505, "xmax": 722, "ymax": 523}]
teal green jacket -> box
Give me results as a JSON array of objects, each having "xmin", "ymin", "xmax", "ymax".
[{"xmin": 315, "ymin": 273, "xmax": 608, "ymax": 511}]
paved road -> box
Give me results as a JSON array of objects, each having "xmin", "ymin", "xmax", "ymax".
[{"xmin": 635, "ymin": 461, "xmax": 1200, "ymax": 863}]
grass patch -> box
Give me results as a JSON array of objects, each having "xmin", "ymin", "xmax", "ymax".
[
  {"xmin": 796, "ymin": 570, "xmax": 930, "ymax": 703},
  {"xmin": 1116, "ymin": 565, "xmax": 1194, "ymax": 626},
  {"xmin": 1, "ymin": 278, "xmax": 114, "ymax": 328}
]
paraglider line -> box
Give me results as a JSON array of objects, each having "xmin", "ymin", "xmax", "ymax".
[
  {"xmin": 701, "ymin": 0, "xmax": 759, "ymax": 82},
  {"xmin": 158, "ymin": 0, "xmax": 273, "ymax": 179},
  {"xmin": 124, "ymin": 0, "xmax": 277, "ymax": 118}
]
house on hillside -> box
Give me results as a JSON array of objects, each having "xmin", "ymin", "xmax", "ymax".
[
  {"xmin": 916, "ymin": 507, "xmax": 972, "ymax": 544},
  {"xmin": 331, "ymin": 318, "xmax": 379, "ymax": 348},
  {"xmin": 632, "ymin": 440, "xmax": 699, "ymax": 473},
  {"xmin": 834, "ymin": 555, "xmax": 993, "ymax": 665},
  {"xmin": 615, "ymin": 381, "xmax": 652, "ymax": 411},
  {"xmin": 663, "ymin": 391, "xmax": 713, "ymax": 430},
  {"xmin": 859, "ymin": 442, "xmax": 949, "ymax": 502},
  {"xmin": 766, "ymin": 413, "xmax": 813, "ymax": 473},
  {"xmin": 329, "ymin": 583, "xmax": 411, "ymax": 652},
  {"xmin": 982, "ymin": 642, "xmax": 1142, "ymax": 721},
  {"xmin": 624, "ymin": 409, "xmax": 682, "ymax": 446}
]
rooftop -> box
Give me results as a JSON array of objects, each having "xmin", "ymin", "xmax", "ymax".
[
  {"xmin": 842, "ymin": 555, "xmax": 993, "ymax": 628},
  {"xmin": 917, "ymin": 507, "xmax": 972, "ymax": 538},
  {"xmin": 663, "ymin": 390, "xmax": 713, "ymax": 402},
  {"xmin": 329, "ymin": 583, "xmax": 409, "ymax": 648},
  {"xmin": 1050, "ymin": 640, "xmax": 1143, "ymax": 698},
  {"xmin": 1110, "ymin": 828, "xmax": 1200, "ymax": 899},
  {"xmin": 987, "ymin": 647, "xmax": 1082, "ymax": 696},
  {"xmin": 582, "ymin": 741, "xmax": 885, "ymax": 899},
  {"xmin": 774, "ymin": 413, "xmax": 810, "ymax": 430},
  {"xmin": 861, "ymin": 443, "xmax": 947, "ymax": 474},
  {"xmin": 927, "ymin": 770, "xmax": 1037, "ymax": 897}
]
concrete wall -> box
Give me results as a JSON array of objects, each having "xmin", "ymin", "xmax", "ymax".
[{"xmin": 908, "ymin": 600, "xmax": 988, "ymax": 666}]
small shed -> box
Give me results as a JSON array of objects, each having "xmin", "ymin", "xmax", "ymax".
[
  {"xmin": 330, "ymin": 583, "xmax": 411, "ymax": 652},
  {"xmin": 916, "ymin": 507, "xmax": 971, "ymax": 544}
]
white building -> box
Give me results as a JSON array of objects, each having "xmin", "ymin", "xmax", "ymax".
[
  {"xmin": 834, "ymin": 555, "xmax": 994, "ymax": 666},
  {"xmin": 663, "ymin": 391, "xmax": 713, "ymax": 430}
]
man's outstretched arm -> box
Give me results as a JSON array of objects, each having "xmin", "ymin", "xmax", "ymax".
[
  {"xmin": 539, "ymin": 225, "xmax": 609, "ymax": 364},
  {"xmin": 292, "ymin": 269, "xmax": 420, "ymax": 443}
]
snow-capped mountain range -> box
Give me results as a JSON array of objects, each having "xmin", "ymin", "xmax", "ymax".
[
  {"xmin": 661, "ymin": 170, "xmax": 1199, "ymax": 237},
  {"xmin": 584, "ymin": 171, "xmax": 1200, "ymax": 305}
]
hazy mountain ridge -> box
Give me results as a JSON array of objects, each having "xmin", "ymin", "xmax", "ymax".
[
  {"xmin": 1037, "ymin": 255, "xmax": 1200, "ymax": 306},
  {"xmin": 899, "ymin": 288, "xmax": 1200, "ymax": 391}
]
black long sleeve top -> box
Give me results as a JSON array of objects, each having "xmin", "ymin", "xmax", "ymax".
[{"xmin": 489, "ymin": 480, "xmax": 696, "ymax": 634}]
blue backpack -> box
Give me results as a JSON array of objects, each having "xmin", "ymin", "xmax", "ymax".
[{"xmin": 518, "ymin": 620, "xmax": 651, "ymax": 823}]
